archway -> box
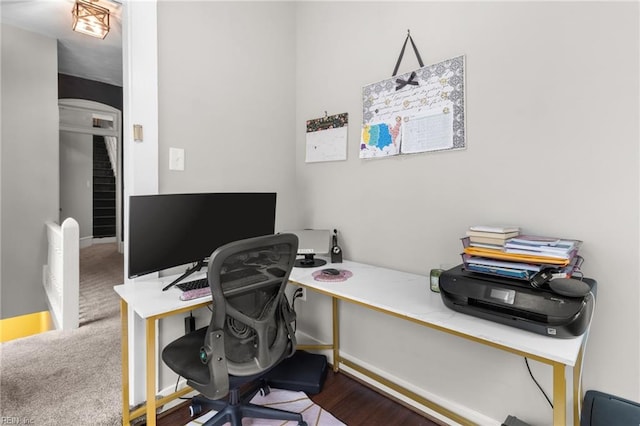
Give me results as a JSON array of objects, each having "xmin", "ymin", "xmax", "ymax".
[{"xmin": 59, "ymin": 98, "xmax": 122, "ymax": 251}]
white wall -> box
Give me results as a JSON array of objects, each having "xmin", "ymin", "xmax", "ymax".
[
  {"xmin": 156, "ymin": 2, "xmax": 298, "ymax": 232},
  {"xmin": 152, "ymin": 1, "xmax": 639, "ymax": 423},
  {"xmin": 293, "ymin": 1, "xmax": 639, "ymax": 424},
  {"xmin": 155, "ymin": 1, "xmax": 297, "ymax": 389},
  {"xmin": 0, "ymin": 24, "xmax": 59, "ymax": 319},
  {"xmin": 59, "ymin": 131, "xmax": 93, "ymax": 241}
]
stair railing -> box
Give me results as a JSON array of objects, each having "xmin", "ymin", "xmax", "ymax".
[
  {"xmin": 104, "ymin": 135, "xmax": 118, "ymax": 177},
  {"xmin": 43, "ymin": 218, "xmax": 80, "ymax": 330}
]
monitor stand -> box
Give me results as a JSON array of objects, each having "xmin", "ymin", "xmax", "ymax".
[
  {"xmin": 162, "ymin": 259, "xmax": 207, "ymax": 291},
  {"xmin": 294, "ymin": 254, "xmax": 327, "ymax": 268}
]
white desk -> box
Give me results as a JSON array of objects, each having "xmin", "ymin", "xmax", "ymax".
[
  {"xmin": 115, "ymin": 260, "xmax": 587, "ymax": 426},
  {"xmin": 115, "ymin": 273, "xmax": 211, "ymax": 426},
  {"xmin": 288, "ymin": 259, "xmax": 587, "ymax": 426}
]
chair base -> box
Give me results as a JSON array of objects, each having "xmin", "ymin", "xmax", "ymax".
[{"xmin": 191, "ymin": 381, "xmax": 306, "ymax": 426}]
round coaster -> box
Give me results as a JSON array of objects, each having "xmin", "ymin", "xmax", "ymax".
[{"xmin": 312, "ymin": 269, "xmax": 353, "ymax": 282}]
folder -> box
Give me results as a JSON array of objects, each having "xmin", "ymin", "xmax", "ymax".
[{"xmin": 462, "ymin": 246, "xmax": 571, "ymax": 266}]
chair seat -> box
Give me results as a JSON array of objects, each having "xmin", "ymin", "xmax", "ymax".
[
  {"xmin": 162, "ymin": 326, "xmax": 279, "ymax": 391},
  {"xmin": 162, "ymin": 327, "xmax": 210, "ymax": 385}
]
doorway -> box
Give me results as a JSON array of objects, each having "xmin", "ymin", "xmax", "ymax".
[{"xmin": 59, "ymin": 98, "xmax": 122, "ymax": 252}]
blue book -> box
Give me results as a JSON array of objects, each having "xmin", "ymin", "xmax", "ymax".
[{"xmin": 465, "ymin": 263, "xmax": 531, "ymax": 280}]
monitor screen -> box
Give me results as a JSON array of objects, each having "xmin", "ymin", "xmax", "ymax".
[{"xmin": 128, "ymin": 192, "xmax": 277, "ymax": 279}]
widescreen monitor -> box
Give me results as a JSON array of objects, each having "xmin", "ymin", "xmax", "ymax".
[{"xmin": 128, "ymin": 192, "xmax": 277, "ymax": 280}]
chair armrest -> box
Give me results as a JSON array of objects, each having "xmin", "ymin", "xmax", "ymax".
[
  {"xmin": 202, "ymin": 328, "xmax": 229, "ymax": 399},
  {"xmin": 280, "ymin": 295, "xmax": 297, "ymax": 358}
]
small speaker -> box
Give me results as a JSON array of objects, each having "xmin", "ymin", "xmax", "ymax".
[
  {"xmin": 331, "ymin": 229, "xmax": 342, "ymax": 263},
  {"xmin": 548, "ymin": 278, "xmax": 592, "ymax": 297}
]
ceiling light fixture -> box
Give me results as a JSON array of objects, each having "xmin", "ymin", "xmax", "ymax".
[{"xmin": 72, "ymin": 0, "xmax": 110, "ymax": 39}]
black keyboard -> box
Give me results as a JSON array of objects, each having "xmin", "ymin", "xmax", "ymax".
[
  {"xmin": 176, "ymin": 277, "xmax": 209, "ymax": 292},
  {"xmin": 176, "ymin": 269, "xmax": 268, "ymax": 292}
]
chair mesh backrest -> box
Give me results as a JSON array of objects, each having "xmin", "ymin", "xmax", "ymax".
[{"xmin": 207, "ymin": 233, "xmax": 298, "ymax": 377}]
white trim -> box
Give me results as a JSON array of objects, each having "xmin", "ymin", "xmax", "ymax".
[
  {"xmin": 58, "ymin": 98, "xmax": 123, "ymax": 254},
  {"xmin": 339, "ymin": 352, "xmax": 501, "ymax": 426},
  {"xmin": 43, "ymin": 218, "xmax": 80, "ymax": 331},
  {"xmin": 122, "ymin": 0, "xmax": 160, "ymax": 405},
  {"xmin": 79, "ymin": 236, "xmax": 93, "ymax": 249},
  {"xmin": 59, "ymin": 99, "xmax": 121, "ymax": 136},
  {"xmin": 157, "ymin": 379, "xmax": 197, "ymax": 414}
]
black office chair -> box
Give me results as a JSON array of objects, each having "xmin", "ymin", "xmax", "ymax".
[{"xmin": 162, "ymin": 233, "xmax": 307, "ymax": 426}]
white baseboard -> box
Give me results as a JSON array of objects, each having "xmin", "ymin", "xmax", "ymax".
[
  {"xmin": 293, "ymin": 330, "xmax": 499, "ymax": 426},
  {"xmin": 79, "ymin": 236, "xmax": 116, "ymax": 249},
  {"xmin": 79, "ymin": 236, "xmax": 93, "ymax": 249},
  {"xmin": 337, "ymin": 352, "xmax": 501, "ymax": 426},
  {"xmin": 93, "ymin": 236, "xmax": 116, "ymax": 244},
  {"xmin": 157, "ymin": 378, "xmax": 197, "ymax": 414}
]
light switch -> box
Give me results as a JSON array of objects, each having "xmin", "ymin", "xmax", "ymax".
[
  {"xmin": 133, "ymin": 124, "xmax": 143, "ymax": 141},
  {"xmin": 169, "ymin": 147, "xmax": 185, "ymax": 171}
]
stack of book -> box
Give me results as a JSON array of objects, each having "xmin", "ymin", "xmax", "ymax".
[
  {"xmin": 461, "ymin": 225, "xmax": 582, "ymax": 281},
  {"xmin": 466, "ymin": 225, "xmax": 520, "ymax": 247}
]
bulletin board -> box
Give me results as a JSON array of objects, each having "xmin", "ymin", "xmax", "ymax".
[{"xmin": 360, "ymin": 55, "xmax": 466, "ymax": 159}]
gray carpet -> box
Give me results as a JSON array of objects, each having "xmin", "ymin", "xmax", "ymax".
[{"xmin": 0, "ymin": 243, "xmax": 123, "ymax": 425}]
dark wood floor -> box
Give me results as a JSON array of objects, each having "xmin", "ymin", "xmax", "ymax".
[{"xmin": 155, "ymin": 369, "xmax": 443, "ymax": 426}]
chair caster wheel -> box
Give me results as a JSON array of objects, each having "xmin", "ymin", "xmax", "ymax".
[
  {"xmin": 189, "ymin": 404, "xmax": 202, "ymax": 417},
  {"xmin": 259, "ymin": 386, "xmax": 271, "ymax": 397}
]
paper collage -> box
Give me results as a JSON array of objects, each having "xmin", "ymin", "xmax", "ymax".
[{"xmin": 361, "ymin": 55, "xmax": 466, "ymax": 159}]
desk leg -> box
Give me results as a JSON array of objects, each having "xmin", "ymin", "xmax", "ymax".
[
  {"xmin": 553, "ymin": 362, "xmax": 567, "ymax": 425},
  {"xmin": 121, "ymin": 300, "xmax": 130, "ymax": 426},
  {"xmin": 332, "ymin": 297, "xmax": 340, "ymax": 373},
  {"xmin": 573, "ymin": 346, "xmax": 585, "ymax": 426},
  {"xmin": 146, "ymin": 318, "xmax": 157, "ymax": 426}
]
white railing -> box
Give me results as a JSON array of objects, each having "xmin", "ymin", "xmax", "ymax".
[
  {"xmin": 104, "ymin": 136, "xmax": 118, "ymax": 177},
  {"xmin": 43, "ymin": 218, "xmax": 80, "ymax": 330}
]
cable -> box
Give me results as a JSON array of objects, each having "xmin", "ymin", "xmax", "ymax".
[
  {"xmin": 525, "ymin": 357, "xmax": 553, "ymax": 409},
  {"xmin": 174, "ymin": 375, "xmax": 191, "ymax": 400},
  {"xmin": 291, "ymin": 288, "xmax": 304, "ymax": 332},
  {"xmin": 524, "ymin": 283, "xmax": 596, "ymax": 415}
]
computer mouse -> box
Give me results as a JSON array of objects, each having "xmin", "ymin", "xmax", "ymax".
[
  {"xmin": 548, "ymin": 278, "xmax": 591, "ymax": 297},
  {"xmin": 321, "ymin": 268, "xmax": 341, "ymax": 276}
]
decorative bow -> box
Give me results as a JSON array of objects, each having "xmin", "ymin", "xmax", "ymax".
[{"xmin": 395, "ymin": 71, "xmax": 419, "ymax": 91}]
